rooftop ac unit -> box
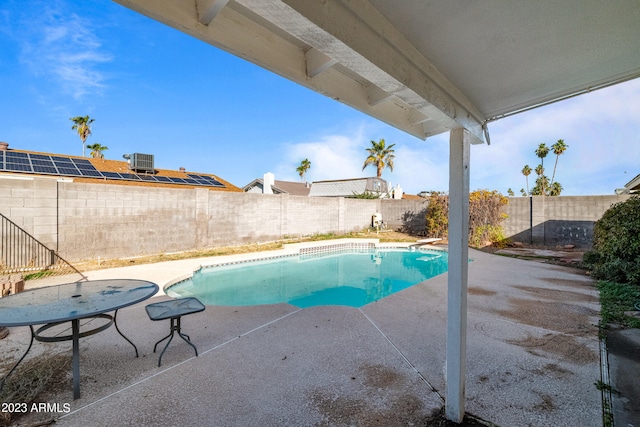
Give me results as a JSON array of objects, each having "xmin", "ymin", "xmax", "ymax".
[{"xmin": 129, "ymin": 153, "xmax": 154, "ymax": 173}]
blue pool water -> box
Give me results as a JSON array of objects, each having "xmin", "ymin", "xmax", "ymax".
[{"xmin": 166, "ymin": 248, "xmax": 448, "ymax": 308}]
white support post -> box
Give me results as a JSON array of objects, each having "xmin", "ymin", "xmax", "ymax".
[{"xmin": 445, "ymin": 128, "xmax": 471, "ymax": 423}]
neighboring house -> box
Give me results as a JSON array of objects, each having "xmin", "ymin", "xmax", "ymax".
[
  {"xmin": 308, "ymin": 177, "xmax": 390, "ymax": 198},
  {"xmin": 617, "ymin": 173, "xmax": 640, "ymax": 194},
  {"xmin": 0, "ymin": 144, "xmax": 242, "ymax": 192},
  {"xmin": 243, "ymin": 173, "xmax": 310, "ymax": 196}
]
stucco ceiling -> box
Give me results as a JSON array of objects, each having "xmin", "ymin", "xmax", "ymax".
[{"xmin": 114, "ymin": 0, "xmax": 640, "ymax": 144}]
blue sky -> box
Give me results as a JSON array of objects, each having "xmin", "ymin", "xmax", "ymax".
[{"xmin": 1, "ymin": 0, "xmax": 638, "ymax": 196}]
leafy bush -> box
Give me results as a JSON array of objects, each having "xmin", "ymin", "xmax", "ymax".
[
  {"xmin": 583, "ymin": 196, "xmax": 640, "ymax": 286},
  {"xmin": 424, "ymin": 192, "xmax": 449, "ymax": 239},
  {"xmin": 425, "ymin": 190, "xmax": 509, "ymax": 247}
]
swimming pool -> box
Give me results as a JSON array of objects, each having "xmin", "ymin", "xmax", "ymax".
[{"xmin": 166, "ymin": 245, "xmax": 448, "ymax": 308}]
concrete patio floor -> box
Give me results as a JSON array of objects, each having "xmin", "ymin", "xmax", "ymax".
[{"xmin": 2, "ymin": 247, "xmax": 604, "ymax": 426}]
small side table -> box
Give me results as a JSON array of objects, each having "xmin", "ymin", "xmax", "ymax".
[{"xmin": 145, "ymin": 297, "xmax": 205, "ymax": 367}]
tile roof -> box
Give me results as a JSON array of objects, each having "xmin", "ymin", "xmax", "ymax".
[{"xmin": 0, "ymin": 148, "xmax": 242, "ymax": 192}]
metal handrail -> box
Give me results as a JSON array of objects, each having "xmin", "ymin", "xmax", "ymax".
[{"xmin": 0, "ymin": 213, "xmax": 85, "ymax": 280}]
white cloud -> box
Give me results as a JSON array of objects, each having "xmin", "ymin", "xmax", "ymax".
[
  {"xmin": 18, "ymin": 3, "xmax": 112, "ymax": 99},
  {"xmin": 277, "ymin": 132, "xmax": 367, "ymax": 183},
  {"xmin": 275, "ymin": 125, "xmax": 452, "ymax": 195},
  {"xmin": 478, "ymin": 79, "xmax": 640, "ymax": 195}
]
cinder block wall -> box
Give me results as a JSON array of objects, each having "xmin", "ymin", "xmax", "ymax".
[
  {"xmin": 1, "ymin": 177, "xmax": 427, "ymax": 262},
  {"xmin": 381, "ymin": 199, "xmax": 429, "ymax": 233},
  {"xmin": 0, "ymin": 176, "xmax": 58, "ymax": 249},
  {"xmin": 503, "ymin": 195, "xmax": 629, "ymax": 247},
  {"xmin": 3, "ymin": 175, "xmax": 629, "ymax": 260}
]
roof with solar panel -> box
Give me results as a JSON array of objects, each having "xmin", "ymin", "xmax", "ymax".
[{"xmin": 0, "ymin": 145, "xmax": 241, "ymax": 192}]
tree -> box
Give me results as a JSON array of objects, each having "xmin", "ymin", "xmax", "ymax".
[
  {"xmin": 548, "ymin": 181, "xmax": 563, "ymax": 196},
  {"xmin": 535, "ymin": 143, "xmax": 549, "ymax": 168},
  {"xmin": 531, "ymin": 164, "xmax": 548, "ymax": 195},
  {"xmin": 70, "ymin": 116, "xmax": 94, "ymax": 157},
  {"xmin": 87, "ymin": 143, "xmax": 108, "ymax": 159},
  {"xmin": 518, "ymin": 140, "xmax": 567, "ymax": 196},
  {"xmin": 550, "ymin": 139, "xmax": 568, "ymax": 185},
  {"xmin": 296, "ymin": 158, "xmax": 311, "ymax": 182},
  {"xmin": 362, "ymin": 138, "xmax": 395, "ymax": 177},
  {"xmin": 507, "ymin": 188, "xmax": 514, "ymax": 197},
  {"xmin": 521, "ymin": 165, "xmax": 532, "ymax": 195}
]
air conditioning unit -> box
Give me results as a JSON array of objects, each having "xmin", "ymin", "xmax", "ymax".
[{"xmin": 129, "ymin": 153, "xmax": 154, "ymax": 173}]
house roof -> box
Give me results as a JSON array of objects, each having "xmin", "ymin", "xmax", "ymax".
[
  {"xmin": 0, "ymin": 148, "xmax": 242, "ymax": 192},
  {"xmin": 308, "ymin": 177, "xmax": 388, "ymax": 198},
  {"xmin": 624, "ymin": 173, "xmax": 640, "ymax": 193},
  {"xmin": 243, "ymin": 178, "xmax": 311, "ymax": 196},
  {"xmin": 273, "ymin": 180, "xmax": 311, "ymax": 196}
]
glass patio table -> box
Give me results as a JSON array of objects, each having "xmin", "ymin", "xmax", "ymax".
[{"xmin": 0, "ymin": 279, "xmax": 159, "ymax": 399}]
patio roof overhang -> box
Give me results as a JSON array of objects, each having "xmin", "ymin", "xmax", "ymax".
[
  {"xmin": 114, "ymin": 0, "xmax": 639, "ymax": 145},
  {"xmin": 112, "ymin": 0, "xmax": 640, "ymax": 422}
]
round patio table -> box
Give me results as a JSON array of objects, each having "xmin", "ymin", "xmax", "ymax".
[{"xmin": 0, "ymin": 279, "xmax": 159, "ymax": 399}]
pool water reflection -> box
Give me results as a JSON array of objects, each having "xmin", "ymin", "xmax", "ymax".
[{"xmin": 167, "ymin": 248, "xmax": 448, "ymax": 308}]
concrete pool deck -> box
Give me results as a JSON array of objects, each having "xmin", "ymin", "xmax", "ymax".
[{"xmin": 2, "ymin": 246, "xmax": 606, "ymax": 426}]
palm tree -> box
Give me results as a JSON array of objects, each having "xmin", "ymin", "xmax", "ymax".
[
  {"xmin": 550, "ymin": 139, "xmax": 568, "ymax": 185},
  {"xmin": 532, "ymin": 164, "xmax": 547, "ymax": 195},
  {"xmin": 87, "ymin": 143, "xmax": 108, "ymax": 159},
  {"xmin": 70, "ymin": 116, "xmax": 94, "ymax": 157},
  {"xmin": 535, "ymin": 143, "xmax": 549, "ymax": 168},
  {"xmin": 362, "ymin": 138, "xmax": 395, "ymax": 177},
  {"xmin": 521, "ymin": 164, "xmax": 532, "ymax": 195},
  {"xmin": 296, "ymin": 158, "xmax": 311, "ymax": 182},
  {"xmin": 549, "ymin": 181, "xmax": 563, "ymax": 196}
]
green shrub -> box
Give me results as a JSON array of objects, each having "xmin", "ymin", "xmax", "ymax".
[{"xmin": 584, "ymin": 196, "xmax": 640, "ymax": 286}]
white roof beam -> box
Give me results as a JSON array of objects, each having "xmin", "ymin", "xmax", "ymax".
[
  {"xmin": 305, "ymin": 48, "xmax": 337, "ymax": 78},
  {"xmin": 245, "ymin": 0, "xmax": 486, "ymax": 143},
  {"xmin": 113, "ymin": 0, "xmax": 478, "ymax": 142},
  {"xmin": 196, "ymin": 0, "xmax": 230, "ymax": 25},
  {"xmin": 366, "ymin": 85, "xmax": 393, "ymax": 106}
]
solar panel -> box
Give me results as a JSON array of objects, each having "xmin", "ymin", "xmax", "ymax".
[
  {"xmin": 5, "ymin": 152, "xmax": 28, "ymax": 159},
  {"xmin": 0, "ymin": 152, "xmax": 227, "ymax": 189},
  {"xmin": 78, "ymin": 169, "xmax": 103, "ymax": 177},
  {"xmin": 51, "ymin": 156, "xmax": 74, "ymax": 163},
  {"xmin": 119, "ymin": 173, "xmax": 141, "ymax": 180},
  {"xmin": 102, "ymin": 172, "xmax": 122, "ymax": 179},
  {"xmin": 5, "ymin": 163, "xmax": 32, "ymax": 172},
  {"xmin": 187, "ymin": 174, "xmax": 225, "ymax": 187},
  {"xmin": 74, "ymin": 163, "xmax": 97, "ymax": 170},
  {"xmin": 5, "ymin": 156, "xmax": 30, "ymax": 164},
  {"xmin": 56, "ymin": 167, "xmax": 81, "ymax": 176},
  {"xmin": 32, "ymin": 165, "xmax": 58, "ymax": 174},
  {"xmin": 31, "ymin": 159, "xmax": 55, "ymax": 166}
]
